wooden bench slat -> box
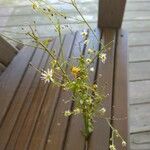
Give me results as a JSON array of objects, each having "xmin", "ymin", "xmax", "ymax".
[
  {"xmin": 88, "ymin": 29, "xmax": 117, "ymax": 150},
  {"xmin": 48, "ymin": 31, "xmax": 86, "ymax": 150},
  {"xmin": 112, "ymin": 29, "xmax": 128, "ymax": 149},
  {"xmin": 0, "ymin": 47, "xmax": 45, "ymax": 150},
  {"xmin": 28, "ymin": 33, "xmax": 76, "ymax": 150},
  {"xmin": 0, "ymin": 46, "xmax": 36, "ymax": 126},
  {"xmin": 14, "ymin": 53, "xmax": 49, "ymax": 150},
  {"xmin": 63, "ymin": 31, "xmax": 89, "ymax": 150},
  {"xmin": 0, "ymin": 28, "xmax": 128, "ymax": 149},
  {"xmin": 0, "ymin": 63, "xmax": 6, "ymax": 75},
  {"xmin": 98, "ymin": 0, "xmax": 126, "ymax": 28},
  {"xmin": 5, "ymin": 44, "xmax": 53, "ymax": 150},
  {"xmin": 0, "ymin": 36, "xmax": 18, "ymax": 66},
  {"xmin": 13, "ymin": 37, "xmax": 62, "ymax": 149},
  {"xmin": 63, "ymin": 29, "xmax": 101, "ymax": 150}
]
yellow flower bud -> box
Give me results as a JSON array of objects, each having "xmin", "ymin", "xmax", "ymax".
[{"xmin": 71, "ymin": 67, "xmax": 80, "ymax": 77}]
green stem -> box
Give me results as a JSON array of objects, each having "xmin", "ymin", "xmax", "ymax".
[
  {"xmin": 87, "ymin": 40, "xmax": 114, "ymax": 67},
  {"xmin": 83, "ymin": 114, "xmax": 89, "ymax": 139},
  {"xmin": 28, "ymin": 32, "xmax": 69, "ymax": 80}
]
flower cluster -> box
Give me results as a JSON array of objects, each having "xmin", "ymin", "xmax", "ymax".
[{"xmin": 27, "ymin": 0, "xmax": 127, "ymax": 149}]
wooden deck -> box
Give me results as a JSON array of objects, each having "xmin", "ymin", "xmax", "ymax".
[
  {"xmin": 0, "ymin": 28, "xmax": 128, "ymax": 149},
  {"xmin": 0, "ymin": 0, "xmax": 150, "ymax": 149}
]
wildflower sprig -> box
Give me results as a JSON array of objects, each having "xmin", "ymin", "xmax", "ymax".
[
  {"xmin": 28, "ymin": 1, "xmax": 127, "ymax": 148},
  {"xmin": 106, "ymin": 119, "xmax": 127, "ymax": 149},
  {"xmin": 1, "ymin": 0, "xmax": 127, "ymax": 149}
]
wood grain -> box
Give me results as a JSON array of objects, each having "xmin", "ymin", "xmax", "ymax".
[
  {"xmin": 88, "ymin": 29, "xmax": 116, "ymax": 150},
  {"xmin": 28, "ymin": 33, "xmax": 75, "ymax": 150},
  {"xmin": 112, "ymin": 29, "xmax": 128, "ymax": 149},
  {"xmin": 129, "ymin": 80, "xmax": 150, "ymax": 104},
  {"xmin": 0, "ymin": 45, "xmax": 35, "ymax": 125},
  {"xmin": 98, "ymin": 0, "xmax": 126, "ymax": 28},
  {"xmin": 129, "ymin": 62, "xmax": 150, "ymax": 81},
  {"xmin": 0, "ymin": 36, "xmax": 18, "ymax": 65},
  {"xmin": 0, "ymin": 63, "xmax": 5, "ymax": 75},
  {"xmin": 0, "ymin": 47, "xmax": 45, "ymax": 150},
  {"xmin": 0, "ymin": 28, "xmax": 128, "ymax": 149}
]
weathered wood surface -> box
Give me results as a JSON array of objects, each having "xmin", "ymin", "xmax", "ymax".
[
  {"xmin": 0, "ymin": 6, "xmax": 16, "ymax": 72},
  {"xmin": 0, "ymin": 36, "xmax": 18, "ymax": 66},
  {"xmin": 126, "ymin": 1, "xmax": 150, "ymax": 11},
  {"xmin": 0, "ymin": 0, "xmax": 150, "ymax": 149},
  {"xmin": 98, "ymin": 0, "xmax": 126, "ymax": 28},
  {"xmin": 128, "ymin": 46, "xmax": 150, "ymax": 62},
  {"xmin": 130, "ymin": 132, "xmax": 150, "ymax": 150},
  {"xmin": 0, "ymin": 29, "xmax": 128, "ymax": 149},
  {"xmin": 112, "ymin": 29, "xmax": 129, "ymax": 149},
  {"xmin": 123, "ymin": 20, "xmax": 150, "ymax": 32},
  {"xmin": 130, "ymin": 103, "xmax": 150, "ymax": 133},
  {"xmin": 129, "ymin": 80, "xmax": 150, "ymax": 105},
  {"xmin": 129, "ymin": 62, "xmax": 150, "ymax": 81},
  {"xmin": 0, "ymin": 63, "xmax": 5, "ymax": 75},
  {"xmin": 0, "ymin": 45, "xmax": 36, "ymax": 125}
]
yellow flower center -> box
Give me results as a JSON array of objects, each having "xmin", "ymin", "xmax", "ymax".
[{"xmin": 71, "ymin": 67, "xmax": 80, "ymax": 77}]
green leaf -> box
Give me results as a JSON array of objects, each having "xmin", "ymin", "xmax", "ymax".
[{"xmin": 42, "ymin": 38, "xmax": 53, "ymax": 47}]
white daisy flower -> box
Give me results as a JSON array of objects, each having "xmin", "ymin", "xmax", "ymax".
[
  {"xmin": 90, "ymin": 67, "xmax": 95, "ymax": 72},
  {"xmin": 64, "ymin": 110, "xmax": 72, "ymax": 116},
  {"xmin": 81, "ymin": 30, "xmax": 88, "ymax": 37},
  {"xmin": 109, "ymin": 145, "xmax": 116, "ymax": 150},
  {"xmin": 99, "ymin": 53, "xmax": 107, "ymax": 63},
  {"xmin": 41, "ymin": 69, "xmax": 53, "ymax": 83},
  {"xmin": 73, "ymin": 108, "xmax": 80, "ymax": 115},
  {"xmin": 99, "ymin": 108, "xmax": 106, "ymax": 115},
  {"xmin": 122, "ymin": 141, "xmax": 127, "ymax": 147},
  {"xmin": 84, "ymin": 39, "xmax": 89, "ymax": 45},
  {"xmin": 88, "ymin": 48, "xmax": 94, "ymax": 54},
  {"xmin": 86, "ymin": 58, "xmax": 92, "ymax": 64}
]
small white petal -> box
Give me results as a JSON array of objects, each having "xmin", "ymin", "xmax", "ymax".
[{"xmin": 90, "ymin": 67, "xmax": 95, "ymax": 72}]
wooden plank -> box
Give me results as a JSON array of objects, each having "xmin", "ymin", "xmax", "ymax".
[
  {"xmin": 128, "ymin": 0, "xmax": 150, "ymax": 2},
  {"xmin": 0, "ymin": 1, "xmax": 30, "ymax": 6},
  {"xmin": 0, "ymin": 7, "xmax": 14, "ymax": 16},
  {"xmin": 0, "ymin": 7, "xmax": 13, "ymax": 32},
  {"xmin": 130, "ymin": 132, "xmax": 150, "ymax": 150},
  {"xmin": 129, "ymin": 62, "xmax": 150, "ymax": 81},
  {"xmin": 0, "ymin": 63, "xmax": 6, "ymax": 75},
  {"xmin": 56, "ymin": 29, "xmax": 100, "ymax": 150},
  {"xmin": 0, "ymin": 23, "xmax": 96, "ymax": 40},
  {"xmin": 124, "ymin": 11, "xmax": 150, "ymax": 21},
  {"xmin": 123, "ymin": 20, "xmax": 150, "ymax": 32},
  {"xmin": 88, "ymin": 29, "xmax": 116, "ymax": 150},
  {"xmin": 4, "ymin": 44, "xmax": 53, "ymax": 150},
  {"xmin": 98, "ymin": 0, "xmax": 126, "ymax": 28},
  {"xmin": 0, "ymin": 36, "xmax": 18, "ymax": 65},
  {"xmin": 0, "ymin": 14, "xmax": 97, "ymax": 27},
  {"xmin": 129, "ymin": 80, "xmax": 150, "ymax": 104},
  {"xmin": 112, "ymin": 29, "xmax": 129, "ymax": 149},
  {"xmin": 0, "ymin": 0, "xmax": 94, "ymax": 7},
  {"xmin": 0, "ymin": 45, "xmax": 35, "ymax": 125},
  {"xmin": 0, "ymin": 46, "xmax": 45, "ymax": 150},
  {"xmin": 63, "ymin": 31, "xmax": 88, "ymax": 150},
  {"xmin": 28, "ymin": 33, "xmax": 75, "ymax": 150},
  {"xmin": 130, "ymin": 103, "xmax": 150, "ymax": 135},
  {"xmin": 131, "ymin": 125, "xmax": 150, "ymax": 134},
  {"xmin": 128, "ymin": 46, "xmax": 150, "ymax": 62},
  {"xmin": 128, "ymin": 32, "xmax": 150, "ymax": 46},
  {"xmin": 13, "ymin": 37, "xmax": 62, "ymax": 149},
  {"xmin": 126, "ymin": 2, "xmax": 150, "ymax": 11},
  {"xmin": 0, "ymin": 3, "xmax": 98, "ymax": 17}
]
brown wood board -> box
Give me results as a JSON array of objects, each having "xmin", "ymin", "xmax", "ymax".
[{"xmin": 0, "ymin": 28, "xmax": 128, "ymax": 150}]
